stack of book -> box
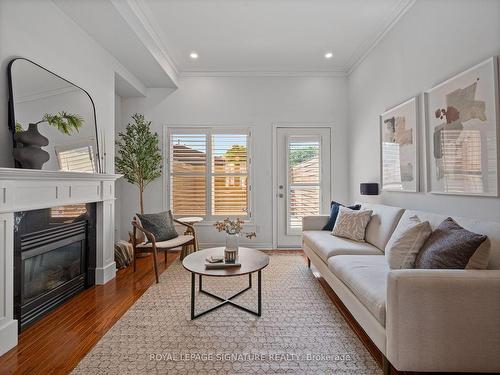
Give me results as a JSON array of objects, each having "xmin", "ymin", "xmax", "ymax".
[{"xmin": 205, "ymin": 255, "xmax": 241, "ymax": 269}]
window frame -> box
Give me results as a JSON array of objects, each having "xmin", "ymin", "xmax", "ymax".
[
  {"xmin": 54, "ymin": 138, "xmax": 97, "ymax": 173},
  {"xmin": 164, "ymin": 126, "xmax": 253, "ymax": 222}
]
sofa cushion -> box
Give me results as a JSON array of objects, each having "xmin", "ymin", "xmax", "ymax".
[
  {"xmin": 395, "ymin": 209, "xmax": 500, "ymax": 270},
  {"xmin": 361, "ymin": 203, "xmax": 405, "ymax": 251},
  {"xmin": 328, "ymin": 255, "xmax": 389, "ymax": 326},
  {"xmin": 332, "ymin": 207, "xmax": 373, "ymax": 242},
  {"xmin": 386, "ymin": 215, "xmax": 433, "ymax": 269},
  {"xmin": 415, "ymin": 217, "xmax": 487, "ymax": 269},
  {"xmin": 322, "ymin": 201, "xmax": 361, "ymax": 231},
  {"xmin": 303, "ymin": 230, "xmax": 383, "ymax": 262}
]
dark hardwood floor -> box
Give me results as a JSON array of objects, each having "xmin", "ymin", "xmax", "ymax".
[
  {"xmin": 0, "ymin": 250, "xmax": 479, "ymax": 375},
  {"xmin": 0, "ymin": 251, "xmax": 179, "ymax": 375}
]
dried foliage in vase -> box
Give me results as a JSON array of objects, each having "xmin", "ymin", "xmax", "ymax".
[{"xmin": 214, "ymin": 218, "xmax": 256, "ymax": 239}]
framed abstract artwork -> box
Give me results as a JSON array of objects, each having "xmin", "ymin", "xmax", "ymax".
[
  {"xmin": 380, "ymin": 97, "xmax": 419, "ymax": 192},
  {"xmin": 425, "ymin": 57, "xmax": 499, "ymax": 196}
]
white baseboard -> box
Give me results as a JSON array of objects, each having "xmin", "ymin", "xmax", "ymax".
[
  {"xmin": 95, "ymin": 262, "xmax": 117, "ymax": 285},
  {"xmin": 0, "ymin": 317, "xmax": 18, "ymax": 356}
]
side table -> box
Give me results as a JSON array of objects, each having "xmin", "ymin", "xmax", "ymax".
[{"xmin": 177, "ymin": 216, "xmax": 203, "ymax": 259}]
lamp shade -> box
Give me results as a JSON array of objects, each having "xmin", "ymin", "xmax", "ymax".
[{"xmin": 360, "ymin": 183, "xmax": 379, "ymax": 195}]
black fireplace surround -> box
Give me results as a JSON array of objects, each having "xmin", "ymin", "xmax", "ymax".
[{"xmin": 14, "ymin": 203, "xmax": 96, "ymax": 331}]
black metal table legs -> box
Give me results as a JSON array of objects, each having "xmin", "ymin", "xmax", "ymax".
[{"xmin": 190, "ymin": 271, "xmax": 262, "ymax": 320}]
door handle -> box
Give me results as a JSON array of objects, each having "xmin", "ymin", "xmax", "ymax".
[{"xmin": 278, "ymin": 193, "xmax": 284, "ymax": 198}]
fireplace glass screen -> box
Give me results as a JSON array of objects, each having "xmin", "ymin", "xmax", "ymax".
[{"xmin": 22, "ymin": 240, "xmax": 84, "ymax": 304}]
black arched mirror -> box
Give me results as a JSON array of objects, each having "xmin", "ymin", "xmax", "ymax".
[{"xmin": 7, "ymin": 58, "xmax": 101, "ymax": 172}]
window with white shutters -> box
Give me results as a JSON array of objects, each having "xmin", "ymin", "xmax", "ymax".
[
  {"xmin": 169, "ymin": 129, "xmax": 251, "ymax": 219},
  {"xmin": 56, "ymin": 146, "xmax": 96, "ymax": 172}
]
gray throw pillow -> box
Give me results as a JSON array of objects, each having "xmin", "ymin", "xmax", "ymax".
[
  {"xmin": 415, "ymin": 217, "xmax": 487, "ymax": 269},
  {"xmin": 136, "ymin": 210, "xmax": 178, "ymax": 243}
]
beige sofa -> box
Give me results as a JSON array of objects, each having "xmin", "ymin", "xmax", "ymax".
[{"xmin": 302, "ymin": 203, "xmax": 500, "ymax": 374}]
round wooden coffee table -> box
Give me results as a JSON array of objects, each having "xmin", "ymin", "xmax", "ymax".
[{"xmin": 182, "ymin": 247, "xmax": 269, "ymax": 320}]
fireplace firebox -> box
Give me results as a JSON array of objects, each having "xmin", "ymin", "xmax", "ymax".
[{"xmin": 14, "ymin": 203, "xmax": 96, "ymax": 331}]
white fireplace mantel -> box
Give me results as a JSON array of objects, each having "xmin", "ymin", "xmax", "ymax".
[{"xmin": 0, "ymin": 167, "xmax": 121, "ymax": 356}]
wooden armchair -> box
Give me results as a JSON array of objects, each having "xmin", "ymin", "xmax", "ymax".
[{"xmin": 131, "ymin": 217, "xmax": 198, "ymax": 283}]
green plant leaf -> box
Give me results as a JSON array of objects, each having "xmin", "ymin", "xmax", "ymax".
[
  {"xmin": 115, "ymin": 113, "xmax": 162, "ymax": 191},
  {"xmin": 41, "ymin": 111, "xmax": 84, "ymax": 135}
]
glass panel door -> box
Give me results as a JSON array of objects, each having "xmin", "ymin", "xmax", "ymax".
[
  {"xmin": 287, "ymin": 137, "xmax": 321, "ymax": 234},
  {"xmin": 276, "ymin": 127, "xmax": 331, "ymax": 247}
]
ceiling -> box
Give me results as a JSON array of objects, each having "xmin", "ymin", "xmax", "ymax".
[
  {"xmin": 54, "ymin": 0, "xmax": 178, "ymax": 89},
  {"xmin": 55, "ymin": 0, "xmax": 415, "ymax": 90},
  {"xmin": 143, "ymin": 0, "xmax": 413, "ymax": 75}
]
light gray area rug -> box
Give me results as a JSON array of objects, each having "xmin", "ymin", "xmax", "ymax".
[{"xmin": 73, "ymin": 254, "xmax": 381, "ymax": 374}]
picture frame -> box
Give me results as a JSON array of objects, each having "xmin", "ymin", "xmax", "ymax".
[
  {"xmin": 380, "ymin": 96, "xmax": 419, "ymax": 192},
  {"xmin": 425, "ymin": 57, "xmax": 499, "ymax": 196}
]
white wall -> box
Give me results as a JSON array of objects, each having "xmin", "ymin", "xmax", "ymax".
[
  {"xmin": 117, "ymin": 76, "xmax": 349, "ymax": 246},
  {"xmin": 0, "ymin": 0, "xmax": 142, "ymax": 173},
  {"xmin": 348, "ymin": 0, "xmax": 500, "ymax": 221},
  {"xmin": 0, "ymin": 0, "xmax": 146, "ymax": 246}
]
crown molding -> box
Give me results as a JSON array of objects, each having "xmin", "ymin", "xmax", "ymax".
[
  {"xmin": 110, "ymin": 0, "xmax": 414, "ymax": 82},
  {"xmin": 111, "ymin": 0, "xmax": 180, "ymax": 87},
  {"xmin": 180, "ymin": 70, "xmax": 348, "ymax": 78},
  {"xmin": 346, "ymin": 0, "xmax": 416, "ymax": 75},
  {"xmin": 14, "ymin": 86, "xmax": 79, "ymax": 104},
  {"xmin": 52, "ymin": 0, "xmax": 148, "ymax": 94}
]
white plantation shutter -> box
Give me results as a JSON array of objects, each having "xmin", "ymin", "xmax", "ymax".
[
  {"xmin": 171, "ymin": 134, "xmax": 207, "ymax": 173},
  {"xmin": 288, "ymin": 138, "xmax": 320, "ymax": 230},
  {"xmin": 170, "ymin": 134, "xmax": 207, "ymax": 216},
  {"xmin": 169, "ymin": 130, "xmax": 250, "ymax": 218},
  {"xmin": 57, "ymin": 146, "xmax": 96, "ymax": 172},
  {"xmin": 212, "ymin": 134, "xmax": 248, "ymax": 216}
]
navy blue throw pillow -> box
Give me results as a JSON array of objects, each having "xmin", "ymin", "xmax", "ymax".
[{"xmin": 322, "ymin": 201, "xmax": 361, "ymax": 231}]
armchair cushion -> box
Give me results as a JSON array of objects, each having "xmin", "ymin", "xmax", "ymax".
[
  {"xmin": 136, "ymin": 235, "xmax": 194, "ymax": 249},
  {"xmin": 136, "ymin": 210, "xmax": 178, "ymax": 243}
]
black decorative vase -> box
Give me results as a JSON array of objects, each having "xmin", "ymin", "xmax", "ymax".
[{"xmin": 13, "ymin": 123, "xmax": 50, "ymax": 169}]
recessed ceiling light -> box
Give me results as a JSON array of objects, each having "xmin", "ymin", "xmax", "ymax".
[
  {"xmin": 190, "ymin": 51, "xmax": 199, "ymax": 59},
  {"xmin": 324, "ymin": 51, "xmax": 333, "ymax": 59}
]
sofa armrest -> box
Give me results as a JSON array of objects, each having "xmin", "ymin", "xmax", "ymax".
[
  {"xmin": 302, "ymin": 215, "xmax": 329, "ymax": 231},
  {"xmin": 386, "ymin": 269, "xmax": 500, "ymax": 372}
]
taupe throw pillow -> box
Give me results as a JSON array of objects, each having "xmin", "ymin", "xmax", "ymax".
[
  {"xmin": 415, "ymin": 217, "xmax": 487, "ymax": 269},
  {"xmin": 386, "ymin": 215, "xmax": 432, "ymax": 269},
  {"xmin": 136, "ymin": 210, "xmax": 178, "ymax": 243},
  {"xmin": 331, "ymin": 206, "xmax": 373, "ymax": 242}
]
